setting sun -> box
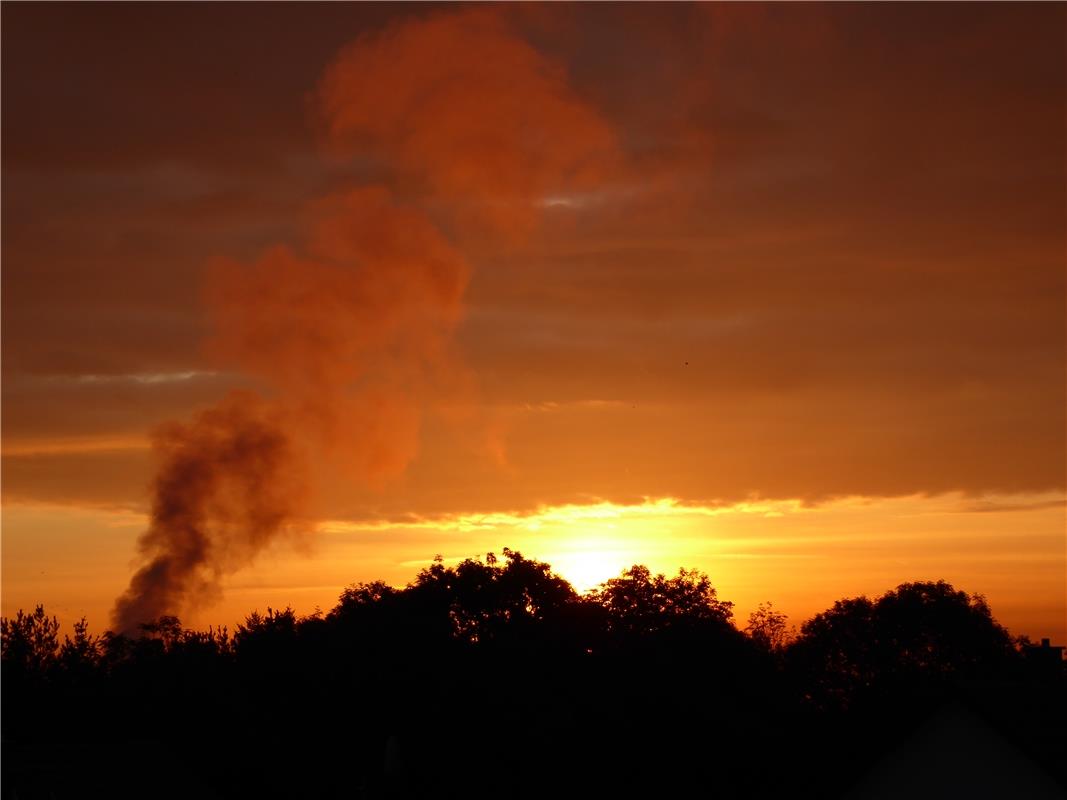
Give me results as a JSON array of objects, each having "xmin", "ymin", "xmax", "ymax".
[{"xmin": 544, "ymin": 546, "xmax": 633, "ymax": 593}]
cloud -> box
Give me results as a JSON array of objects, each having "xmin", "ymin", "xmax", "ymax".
[
  {"xmin": 73, "ymin": 371, "xmax": 218, "ymax": 385},
  {"xmin": 956, "ymin": 499, "xmax": 1067, "ymax": 515}
]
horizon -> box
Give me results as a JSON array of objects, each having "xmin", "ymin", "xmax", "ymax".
[{"xmin": 5, "ymin": 490, "xmax": 1064, "ymax": 643}]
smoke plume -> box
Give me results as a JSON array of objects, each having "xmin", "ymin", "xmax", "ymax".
[
  {"xmin": 112, "ymin": 8, "xmax": 617, "ymax": 633},
  {"xmin": 112, "ymin": 395, "xmax": 303, "ymax": 631}
]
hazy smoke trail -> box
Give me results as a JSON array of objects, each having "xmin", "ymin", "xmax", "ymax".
[
  {"xmin": 112, "ymin": 8, "xmax": 617, "ymax": 633},
  {"xmin": 317, "ymin": 8, "xmax": 617, "ymax": 238},
  {"xmin": 204, "ymin": 187, "xmax": 470, "ymax": 484}
]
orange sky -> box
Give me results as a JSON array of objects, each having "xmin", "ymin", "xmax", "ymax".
[{"xmin": 2, "ymin": 5, "xmax": 1064, "ymax": 640}]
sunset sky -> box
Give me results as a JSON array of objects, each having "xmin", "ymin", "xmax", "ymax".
[{"xmin": 3, "ymin": 4, "xmax": 1064, "ymax": 640}]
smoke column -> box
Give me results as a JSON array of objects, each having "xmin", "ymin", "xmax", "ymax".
[
  {"xmin": 112, "ymin": 8, "xmax": 617, "ymax": 633},
  {"xmin": 111, "ymin": 395, "xmax": 304, "ymax": 630}
]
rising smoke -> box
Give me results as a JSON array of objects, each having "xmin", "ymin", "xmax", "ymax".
[{"xmin": 112, "ymin": 8, "xmax": 618, "ymax": 633}]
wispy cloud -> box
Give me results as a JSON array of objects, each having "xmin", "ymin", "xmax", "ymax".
[
  {"xmin": 956, "ymin": 498, "xmax": 1067, "ymax": 514},
  {"xmin": 319, "ymin": 496, "xmax": 803, "ymax": 535},
  {"xmin": 74, "ymin": 371, "xmax": 219, "ymax": 385},
  {"xmin": 2, "ymin": 435, "xmax": 151, "ymax": 456}
]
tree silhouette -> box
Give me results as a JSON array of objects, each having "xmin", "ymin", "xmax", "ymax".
[
  {"xmin": 1, "ymin": 603, "xmax": 60, "ymax": 676},
  {"xmin": 746, "ymin": 601, "xmax": 792, "ymax": 653},
  {"xmin": 1, "ymin": 561, "xmax": 1061, "ymax": 799},
  {"xmin": 138, "ymin": 614, "xmax": 184, "ymax": 651},
  {"xmin": 593, "ymin": 565, "xmax": 734, "ymax": 637},
  {"xmin": 787, "ymin": 581, "xmax": 1019, "ymax": 710},
  {"xmin": 56, "ymin": 616, "xmax": 102, "ymax": 684}
]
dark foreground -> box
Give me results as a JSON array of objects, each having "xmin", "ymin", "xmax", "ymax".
[{"xmin": 3, "ymin": 552, "xmax": 1064, "ymax": 799}]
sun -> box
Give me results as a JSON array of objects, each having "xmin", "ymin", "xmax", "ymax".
[
  {"xmin": 475, "ymin": 499, "xmax": 707, "ymax": 593},
  {"xmin": 543, "ymin": 542, "xmax": 635, "ymax": 594}
]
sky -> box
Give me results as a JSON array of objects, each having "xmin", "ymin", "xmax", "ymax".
[{"xmin": 2, "ymin": 4, "xmax": 1064, "ymax": 639}]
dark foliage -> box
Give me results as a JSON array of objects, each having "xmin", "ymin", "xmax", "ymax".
[
  {"xmin": 788, "ymin": 581, "xmax": 1019, "ymax": 711},
  {"xmin": 2, "ymin": 556, "xmax": 1063, "ymax": 799}
]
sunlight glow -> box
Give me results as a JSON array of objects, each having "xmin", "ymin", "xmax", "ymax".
[
  {"xmin": 542, "ymin": 545, "xmax": 635, "ymax": 593},
  {"xmin": 321, "ymin": 497, "xmax": 807, "ymax": 593},
  {"xmin": 5, "ymin": 492, "xmax": 1064, "ymax": 643}
]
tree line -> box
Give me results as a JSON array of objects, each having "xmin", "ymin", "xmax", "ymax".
[{"xmin": 2, "ymin": 549, "xmax": 1064, "ymax": 799}]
